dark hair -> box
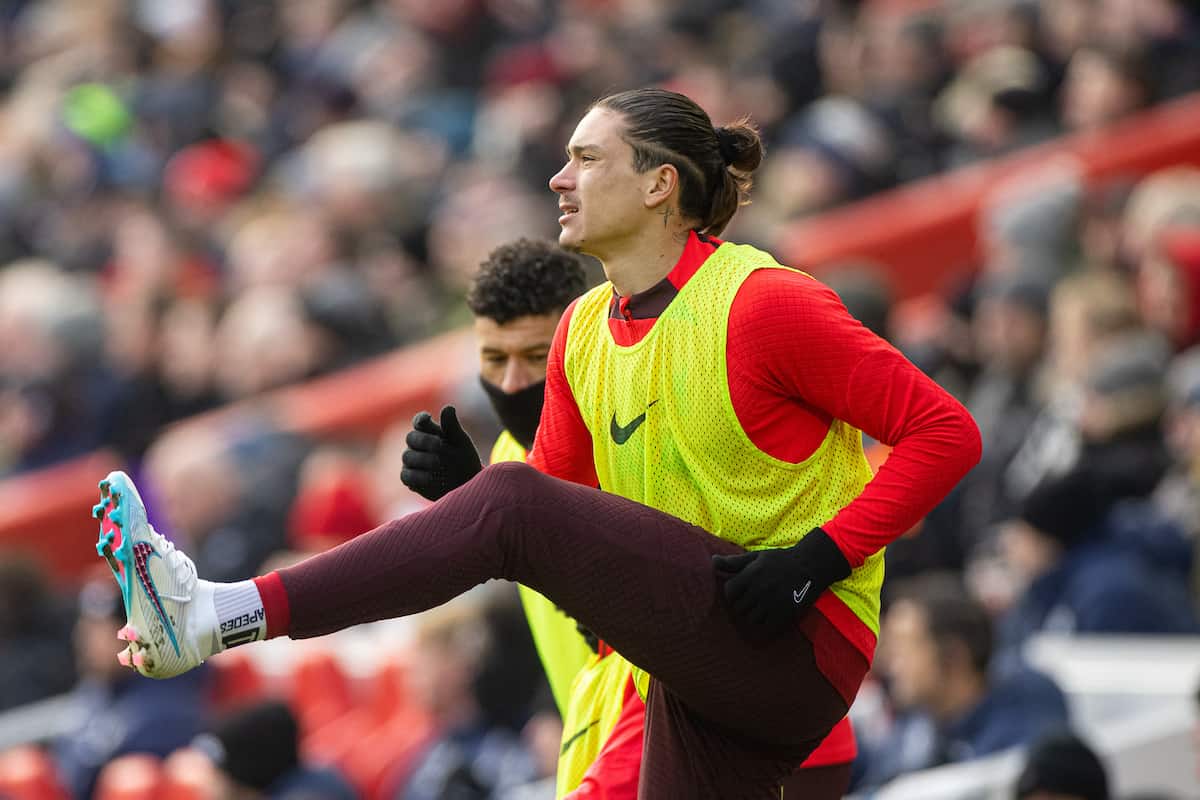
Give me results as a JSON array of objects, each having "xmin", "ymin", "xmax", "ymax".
[
  {"xmin": 1016, "ymin": 733, "xmax": 1109, "ymax": 800},
  {"xmin": 467, "ymin": 238, "xmax": 588, "ymax": 324},
  {"xmin": 1019, "ymin": 467, "xmax": 1110, "ymax": 548},
  {"xmin": 892, "ymin": 573, "xmax": 993, "ymax": 675},
  {"xmin": 202, "ymin": 701, "xmax": 300, "ymax": 790},
  {"xmin": 594, "ymin": 88, "xmax": 764, "ymax": 236},
  {"xmin": 0, "ymin": 556, "xmax": 54, "ymax": 636}
]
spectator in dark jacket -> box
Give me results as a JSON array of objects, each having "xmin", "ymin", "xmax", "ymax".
[
  {"xmin": 854, "ymin": 575, "xmax": 1069, "ymax": 791},
  {"xmin": 1075, "ymin": 333, "xmax": 1174, "ymax": 492},
  {"xmin": 397, "ymin": 599, "xmax": 539, "ymax": 800},
  {"xmin": 194, "ymin": 700, "xmax": 357, "ymax": 800},
  {"xmin": 53, "ymin": 575, "xmax": 207, "ymax": 800},
  {"xmin": 959, "ymin": 272, "xmax": 1054, "ymax": 546},
  {"xmin": 997, "ymin": 464, "xmax": 1198, "ymax": 667},
  {"xmin": 0, "ymin": 556, "xmax": 75, "ymax": 712}
]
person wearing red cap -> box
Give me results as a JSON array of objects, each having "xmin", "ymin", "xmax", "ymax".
[{"xmin": 1139, "ymin": 226, "xmax": 1200, "ymax": 351}]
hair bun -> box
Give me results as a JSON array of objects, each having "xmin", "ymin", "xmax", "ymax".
[{"xmin": 715, "ymin": 127, "xmax": 738, "ymax": 166}]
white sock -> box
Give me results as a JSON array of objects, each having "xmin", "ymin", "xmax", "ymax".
[{"xmin": 192, "ymin": 579, "xmax": 268, "ymax": 658}]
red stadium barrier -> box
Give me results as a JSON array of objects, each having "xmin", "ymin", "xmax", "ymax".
[
  {"xmin": 0, "ymin": 450, "xmax": 122, "ymax": 584},
  {"xmin": 5, "ymin": 93, "xmax": 1200, "ymax": 585},
  {"xmin": 778, "ymin": 92, "xmax": 1200, "ymax": 297}
]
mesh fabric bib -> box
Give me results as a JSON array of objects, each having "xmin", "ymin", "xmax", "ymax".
[{"xmin": 563, "ymin": 241, "xmax": 884, "ymax": 634}]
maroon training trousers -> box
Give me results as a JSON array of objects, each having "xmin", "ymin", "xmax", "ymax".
[{"xmin": 277, "ymin": 463, "xmax": 856, "ymax": 798}]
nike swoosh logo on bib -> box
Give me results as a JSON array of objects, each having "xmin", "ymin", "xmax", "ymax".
[
  {"xmin": 610, "ymin": 400, "xmax": 658, "ymax": 445},
  {"xmin": 561, "ymin": 719, "xmax": 601, "ymax": 754}
]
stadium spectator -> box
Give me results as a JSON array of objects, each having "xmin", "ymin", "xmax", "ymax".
[
  {"xmin": 284, "ymin": 446, "xmax": 379, "ymax": 555},
  {"xmin": 0, "ymin": 260, "xmax": 114, "ymax": 475},
  {"xmin": 1078, "ymin": 180, "xmax": 1137, "ymax": 272},
  {"xmin": 936, "ymin": 46, "xmax": 1056, "ymax": 167},
  {"xmin": 1120, "ymin": 167, "xmax": 1200, "ymax": 273},
  {"xmin": 1154, "ymin": 351, "xmax": 1200, "ymax": 605},
  {"xmin": 398, "ymin": 599, "xmax": 540, "ymax": 800},
  {"xmin": 1061, "ymin": 43, "xmax": 1154, "ymax": 131},
  {"xmin": 211, "ymin": 287, "xmax": 324, "ymax": 400},
  {"xmin": 1071, "ymin": 333, "xmax": 1175, "ymax": 502},
  {"xmin": 860, "ymin": 10, "xmax": 952, "ymax": 182},
  {"xmin": 854, "ymin": 574, "xmax": 1069, "ymax": 791},
  {"xmin": 1093, "ymin": 0, "xmax": 1200, "ymax": 100},
  {"xmin": 193, "ymin": 700, "xmax": 356, "ymax": 800},
  {"xmin": 996, "ymin": 462, "xmax": 1198, "ymax": 665},
  {"xmin": 145, "ymin": 421, "xmax": 309, "ymax": 583},
  {"xmin": 997, "ymin": 272, "xmax": 1143, "ymax": 524},
  {"xmin": 0, "ymin": 556, "xmax": 75, "ymax": 712},
  {"xmin": 53, "ymin": 575, "xmax": 206, "ymax": 800},
  {"xmin": 981, "ymin": 172, "xmax": 1084, "ymax": 281},
  {"xmin": 1014, "ymin": 732, "xmax": 1110, "ymax": 800},
  {"xmin": 1137, "ymin": 226, "xmax": 1200, "ymax": 352},
  {"xmin": 964, "ymin": 273, "xmax": 1053, "ymax": 506}
]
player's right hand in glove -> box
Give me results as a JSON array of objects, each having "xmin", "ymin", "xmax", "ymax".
[{"xmin": 400, "ymin": 405, "xmax": 483, "ymax": 501}]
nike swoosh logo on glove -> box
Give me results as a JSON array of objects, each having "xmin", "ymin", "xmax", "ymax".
[{"xmin": 793, "ymin": 580, "xmax": 813, "ymax": 605}]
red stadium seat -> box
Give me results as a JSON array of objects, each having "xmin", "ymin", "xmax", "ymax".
[
  {"xmin": 93, "ymin": 754, "xmax": 164, "ymax": 800},
  {"xmin": 160, "ymin": 747, "xmax": 219, "ymax": 800},
  {"xmin": 302, "ymin": 655, "xmax": 434, "ymax": 799},
  {"xmin": 340, "ymin": 707, "xmax": 435, "ymax": 800},
  {"xmin": 207, "ymin": 649, "xmax": 268, "ymax": 712},
  {"xmin": 363, "ymin": 657, "xmax": 415, "ymax": 720},
  {"xmin": 288, "ymin": 650, "xmax": 356, "ymax": 734},
  {"xmin": 0, "ymin": 746, "xmax": 69, "ymax": 800}
]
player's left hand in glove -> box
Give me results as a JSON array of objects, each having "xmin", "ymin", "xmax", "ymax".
[
  {"xmin": 712, "ymin": 527, "xmax": 851, "ymax": 638},
  {"xmin": 401, "ymin": 405, "xmax": 483, "ymax": 501}
]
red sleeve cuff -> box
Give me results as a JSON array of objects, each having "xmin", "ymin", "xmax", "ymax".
[{"xmin": 253, "ymin": 572, "xmax": 291, "ymax": 640}]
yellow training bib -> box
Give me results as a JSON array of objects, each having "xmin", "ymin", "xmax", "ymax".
[{"xmin": 562, "ymin": 242, "xmax": 884, "ymax": 634}]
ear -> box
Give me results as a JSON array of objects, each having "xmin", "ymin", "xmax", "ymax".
[{"xmin": 643, "ymin": 163, "xmax": 679, "ymax": 211}]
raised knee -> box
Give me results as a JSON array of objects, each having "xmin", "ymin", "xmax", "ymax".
[{"xmin": 476, "ymin": 461, "xmax": 545, "ymax": 503}]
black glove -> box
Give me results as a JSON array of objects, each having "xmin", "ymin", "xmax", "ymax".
[
  {"xmin": 712, "ymin": 528, "xmax": 851, "ymax": 638},
  {"xmin": 400, "ymin": 405, "xmax": 483, "ymax": 501}
]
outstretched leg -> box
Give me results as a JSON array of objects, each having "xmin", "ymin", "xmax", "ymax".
[
  {"xmin": 278, "ymin": 463, "xmax": 855, "ymax": 750},
  {"xmin": 97, "ymin": 464, "xmax": 859, "ymax": 796}
]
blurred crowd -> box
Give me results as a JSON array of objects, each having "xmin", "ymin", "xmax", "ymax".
[
  {"xmin": 1, "ymin": 0, "xmax": 1199, "ymax": 476},
  {"xmin": 833, "ymin": 157, "xmax": 1200, "ymax": 792},
  {"xmin": 1, "ymin": 0, "xmax": 1200, "ymax": 797}
]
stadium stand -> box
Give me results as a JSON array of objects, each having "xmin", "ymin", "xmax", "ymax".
[{"xmin": 2, "ymin": 1, "xmax": 1199, "ymax": 797}]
